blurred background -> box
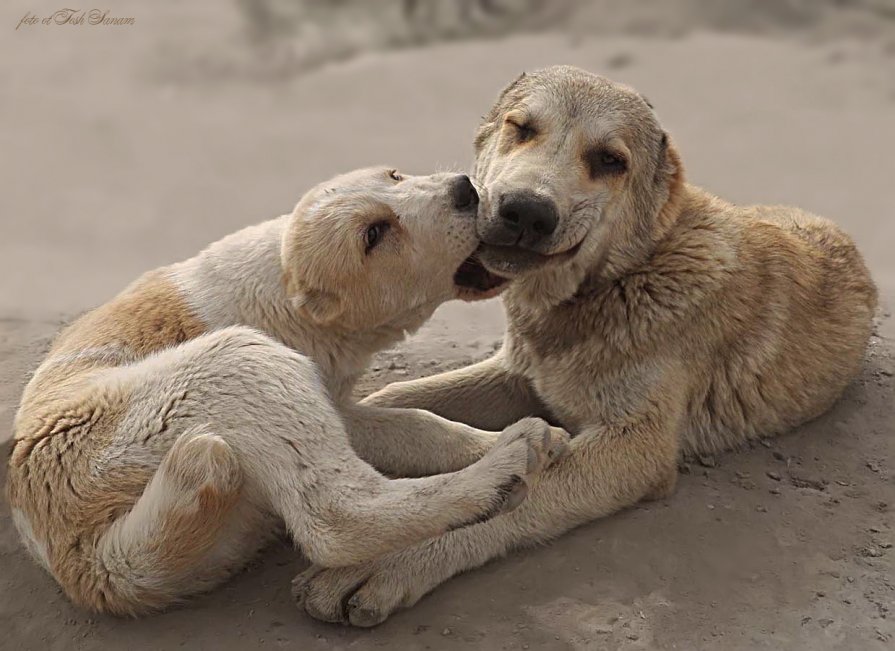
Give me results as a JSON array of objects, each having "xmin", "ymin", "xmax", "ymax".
[
  {"xmin": 2, "ymin": 2, "xmax": 894, "ymax": 649},
  {"xmin": 2, "ymin": 0, "xmax": 894, "ymax": 319}
]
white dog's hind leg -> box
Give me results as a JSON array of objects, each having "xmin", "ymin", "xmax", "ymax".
[{"xmin": 94, "ymin": 425, "xmax": 243, "ymax": 614}]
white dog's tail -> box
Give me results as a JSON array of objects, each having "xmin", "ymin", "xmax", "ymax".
[{"xmin": 79, "ymin": 426, "xmax": 243, "ymax": 615}]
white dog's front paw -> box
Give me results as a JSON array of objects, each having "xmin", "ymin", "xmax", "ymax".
[
  {"xmin": 293, "ymin": 556, "xmax": 434, "ymax": 627},
  {"xmin": 477, "ymin": 417, "xmax": 569, "ymax": 513},
  {"xmin": 494, "ymin": 417, "xmax": 570, "ymax": 475}
]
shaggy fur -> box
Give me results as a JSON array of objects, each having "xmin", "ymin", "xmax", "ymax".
[
  {"xmin": 6, "ymin": 167, "xmax": 568, "ymax": 616},
  {"xmin": 295, "ymin": 67, "xmax": 877, "ymax": 627}
]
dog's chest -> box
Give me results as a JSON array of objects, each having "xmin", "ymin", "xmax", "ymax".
[
  {"xmin": 507, "ymin": 323, "xmax": 620, "ymax": 430},
  {"xmin": 506, "ymin": 291, "xmax": 675, "ymax": 430}
]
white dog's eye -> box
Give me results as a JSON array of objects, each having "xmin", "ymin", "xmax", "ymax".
[
  {"xmin": 364, "ymin": 221, "xmax": 391, "ymax": 252},
  {"xmin": 388, "ymin": 169, "xmax": 403, "ymax": 182}
]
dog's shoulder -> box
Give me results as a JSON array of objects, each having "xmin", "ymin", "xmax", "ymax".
[
  {"xmin": 644, "ymin": 189, "xmax": 740, "ymax": 295},
  {"xmin": 52, "ymin": 268, "xmax": 207, "ymax": 363}
]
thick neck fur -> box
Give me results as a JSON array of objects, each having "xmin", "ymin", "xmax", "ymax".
[{"xmin": 173, "ymin": 218, "xmax": 429, "ymax": 401}]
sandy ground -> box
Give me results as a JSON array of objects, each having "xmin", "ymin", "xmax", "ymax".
[{"xmin": 2, "ymin": 1, "xmax": 894, "ymax": 649}]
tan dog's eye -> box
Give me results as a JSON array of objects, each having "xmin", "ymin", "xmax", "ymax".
[
  {"xmin": 586, "ymin": 148, "xmax": 628, "ymax": 179},
  {"xmin": 388, "ymin": 169, "xmax": 403, "ymax": 182},
  {"xmin": 507, "ymin": 118, "xmax": 536, "ymax": 143},
  {"xmin": 364, "ymin": 221, "xmax": 391, "ymax": 253},
  {"xmin": 602, "ymin": 153, "xmax": 621, "ymax": 166}
]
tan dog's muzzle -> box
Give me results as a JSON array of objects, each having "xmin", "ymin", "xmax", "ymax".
[{"xmin": 482, "ymin": 190, "xmax": 559, "ymax": 250}]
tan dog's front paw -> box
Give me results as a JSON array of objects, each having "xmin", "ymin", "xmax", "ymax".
[{"xmin": 293, "ymin": 557, "xmax": 430, "ymax": 627}]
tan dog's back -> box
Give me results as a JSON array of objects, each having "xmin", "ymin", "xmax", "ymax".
[{"xmin": 670, "ymin": 193, "xmax": 877, "ymax": 452}]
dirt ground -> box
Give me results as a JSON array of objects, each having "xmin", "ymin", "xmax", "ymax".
[{"xmin": 2, "ymin": 1, "xmax": 894, "ymax": 649}]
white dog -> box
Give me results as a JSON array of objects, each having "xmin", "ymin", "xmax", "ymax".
[{"xmin": 7, "ymin": 167, "xmax": 568, "ymax": 615}]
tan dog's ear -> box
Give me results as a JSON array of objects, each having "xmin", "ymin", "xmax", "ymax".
[
  {"xmin": 655, "ymin": 133, "xmax": 685, "ymax": 233},
  {"xmin": 655, "ymin": 132, "xmax": 683, "ymax": 187},
  {"xmin": 289, "ymin": 284, "xmax": 343, "ymax": 325},
  {"xmin": 474, "ymin": 70, "xmax": 528, "ymax": 154}
]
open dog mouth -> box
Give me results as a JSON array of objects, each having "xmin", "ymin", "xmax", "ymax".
[{"xmin": 453, "ymin": 254, "xmax": 510, "ymax": 300}]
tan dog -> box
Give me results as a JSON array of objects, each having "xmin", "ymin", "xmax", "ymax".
[
  {"xmin": 6, "ymin": 167, "xmax": 569, "ymax": 616},
  {"xmin": 295, "ymin": 66, "xmax": 878, "ymax": 627}
]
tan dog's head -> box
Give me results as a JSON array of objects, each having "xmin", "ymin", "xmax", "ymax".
[
  {"xmin": 473, "ymin": 66, "xmax": 683, "ymax": 283},
  {"xmin": 281, "ymin": 167, "xmax": 507, "ymax": 331}
]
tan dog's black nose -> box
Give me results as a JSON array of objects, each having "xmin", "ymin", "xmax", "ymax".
[
  {"xmin": 451, "ymin": 175, "xmax": 478, "ymax": 210},
  {"xmin": 498, "ymin": 191, "xmax": 558, "ymax": 243}
]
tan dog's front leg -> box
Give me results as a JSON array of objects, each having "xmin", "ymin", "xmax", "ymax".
[
  {"xmin": 295, "ymin": 412, "xmax": 681, "ymax": 626},
  {"xmin": 342, "ymin": 404, "xmax": 501, "ymax": 476},
  {"xmin": 362, "ymin": 352, "xmax": 549, "ymax": 430}
]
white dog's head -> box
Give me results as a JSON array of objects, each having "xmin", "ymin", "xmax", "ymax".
[{"xmin": 281, "ymin": 167, "xmax": 507, "ymax": 331}]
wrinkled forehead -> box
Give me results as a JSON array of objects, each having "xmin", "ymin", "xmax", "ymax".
[
  {"xmin": 517, "ymin": 75, "xmax": 655, "ymax": 142},
  {"xmin": 299, "ymin": 168, "xmax": 392, "ymax": 216}
]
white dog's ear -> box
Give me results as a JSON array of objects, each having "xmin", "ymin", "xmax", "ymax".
[
  {"xmin": 289, "ymin": 284, "xmax": 343, "ymax": 324},
  {"xmin": 281, "ymin": 219, "xmax": 345, "ymax": 324}
]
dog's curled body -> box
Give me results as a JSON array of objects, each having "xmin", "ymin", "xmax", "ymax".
[
  {"xmin": 9, "ymin": 270, "xmax": 214, "ymax": 603},
  {"xmin": 6, "ymin": 169, "xmax": 569, "ymax": 615}
]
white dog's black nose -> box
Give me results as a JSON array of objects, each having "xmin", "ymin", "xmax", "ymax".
[
  {"xmin": 498, "ymin": 191, "xmax": 558, "ymax": 240},
  {"xmin": 451, "ymin": 175, "xmax": 478, "ymax": 210}
]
